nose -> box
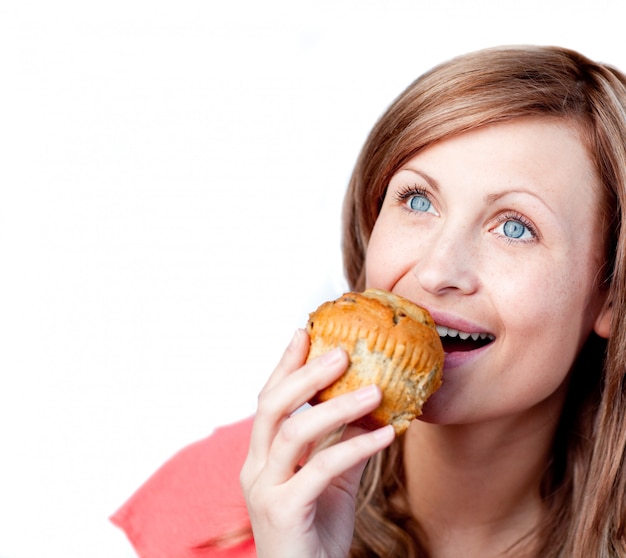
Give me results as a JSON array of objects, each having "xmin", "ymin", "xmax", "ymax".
[{"xmin": 412, "ymin": 225, "xmax": 480, "ymax": 296}]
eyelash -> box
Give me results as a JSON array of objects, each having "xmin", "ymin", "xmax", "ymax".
[
  {"xmin": 393, "ymin": 185, "xmax": 539, "ymax": 243},
  {"xmin": 493, "ymin": 211, "xmax": 539, "ymax": 243},
  {"xmin": 393, "ymin": 185, "xmax": 431, "ymax": 208}
]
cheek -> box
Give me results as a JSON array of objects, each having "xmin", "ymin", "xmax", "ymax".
[
  {"xmin": 364, "ymin": 222, "xmax": 410, "ymax": 290},
  {"xmin": 494, "ymin": 256, "xmax": 596, "ymax": 355}
]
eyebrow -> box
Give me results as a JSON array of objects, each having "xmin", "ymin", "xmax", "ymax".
[
  {"xmin": 483, "ymin": 189, "xmax": 555, "ymax": 216},
  {"xmin": 402, "ymin": 167, "xmax": 554, "ymax": 215},
  {"xmin": 402, "ymin": 168, "xmax": 441, "ymax": 192}
]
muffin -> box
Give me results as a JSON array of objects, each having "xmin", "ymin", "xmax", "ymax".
[{"xmin": 306, "ymin": 289, "xmax": 444, "ymax": 435}]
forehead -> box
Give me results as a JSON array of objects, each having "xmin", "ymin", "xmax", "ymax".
[{"xmin": 397, "ymin": 118, "xmax": 601, "ymax": 201}]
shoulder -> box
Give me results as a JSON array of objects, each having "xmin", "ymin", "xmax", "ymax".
[{"xmin": 111, "ymin": 416, "xmax": 256, "ymax": 558}]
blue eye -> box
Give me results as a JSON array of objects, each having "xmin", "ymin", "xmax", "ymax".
[
  {"xmin": 409, "ymin": 195, "xmax": 433, "ymax": 213},
  {"xmin": 493, "ymin": 212, "xmax": 537, "ymax": 242},
  {"xmin": 393, "ymin": 186, "xmax": 439, "ymax": 216},
  {"xmin": 502, "ymin": 220, "xmax": 526, "ymax": 239}
]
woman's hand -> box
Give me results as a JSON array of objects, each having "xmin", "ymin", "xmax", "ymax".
[{"xmin": 240, "ymin": 329, "xmax": 395, "ymax": 558}]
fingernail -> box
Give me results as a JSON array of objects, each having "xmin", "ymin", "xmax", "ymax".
[
  {"xmin": 288, "ymin": 328, "xmax": 304, "ymax": 350},
  {"xmin": 322, "ymin": 347, "xmax": 343, "ymax": 365},
  {"xmin": 353, "ymin": 384, "xmax": 379, "ymax": 402},
  {"xmin": 373, "ymin": 424, "xmax": 395, "ymax": 440}
]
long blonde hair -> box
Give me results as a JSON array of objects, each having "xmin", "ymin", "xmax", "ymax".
[{"xmin": 342, "ymin": 45, "xmax": 626, "ymax": 556}]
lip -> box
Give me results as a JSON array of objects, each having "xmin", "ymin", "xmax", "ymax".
[
  {"xmin": 426, "ymin": 308, "xmax": 496, "ymax": 370},
  {"xmin": 441, "ymin": 341, "xmax": 493, "ymax": 369},
  {"xmin": 427, "ymin": 309, "xmax": 493, "ymax": 337}
]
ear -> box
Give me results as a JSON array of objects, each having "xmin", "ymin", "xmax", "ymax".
[{"xmin": 594, "ymin": 296, "xmax": 612, "ymax": 339}]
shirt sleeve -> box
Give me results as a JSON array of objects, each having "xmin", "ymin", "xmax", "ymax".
[{"xmin": 110, "ymin": 416, "xmax": 256, "ymax": 558}]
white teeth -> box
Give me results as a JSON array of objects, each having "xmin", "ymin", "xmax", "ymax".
[{"xmin": 436, "ymin": 325, "xmax": 494, "ymax": 341}]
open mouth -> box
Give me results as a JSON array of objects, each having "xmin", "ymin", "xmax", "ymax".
[{"xmin": 436, "ymin": 325, "xmax": 495, "ymax": 353}]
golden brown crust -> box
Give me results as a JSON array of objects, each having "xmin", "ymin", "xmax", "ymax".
[{"xmin": 306, "ymin": 289, "xmax": 444, "ymax": 435}]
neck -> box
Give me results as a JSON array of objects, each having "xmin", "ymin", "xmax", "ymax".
[{"xmin": 402, "ymin": 405, "xmax": 561, "ymax": 558}]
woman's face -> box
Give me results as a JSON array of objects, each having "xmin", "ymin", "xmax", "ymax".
[{"xmin": 365, "ymin": 118, "xmax": 610, "ymax": 425}]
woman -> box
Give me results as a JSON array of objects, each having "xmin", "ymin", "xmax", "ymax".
[{"xmin": 113, "ymin": 45, "xmax": 626, "ymax": 557}]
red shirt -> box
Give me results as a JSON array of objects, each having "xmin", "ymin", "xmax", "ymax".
[{"xmin": 111, "ymin": 416, "xmax": 256, "ymax": 558}]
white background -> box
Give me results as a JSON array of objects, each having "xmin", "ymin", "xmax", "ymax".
[{"xmin": 0, "ymin": 1, "xmax": 624, "ymax": 556}]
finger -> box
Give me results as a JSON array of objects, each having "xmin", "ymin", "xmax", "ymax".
[
  {"xmin": 263, "ymin": 383, "xmax": 383, "ymax": 485},
  {"xmin": 261, "ymin": 329, "xmax": 310, "ymax": 393},
  {"xmin": 287, "ymin": 425, "xmax": 395, "ymax": 506},
  {"xmin": 242, "ymin": 329, "xmax": 309, "ymax": 488},
  {"xmin": 244, "ymin": 329, "xmax": 312, "ymax": 467},
  {"xmin": 247, "ymin": 347, "xmax": 349, "ymax": 468}
]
